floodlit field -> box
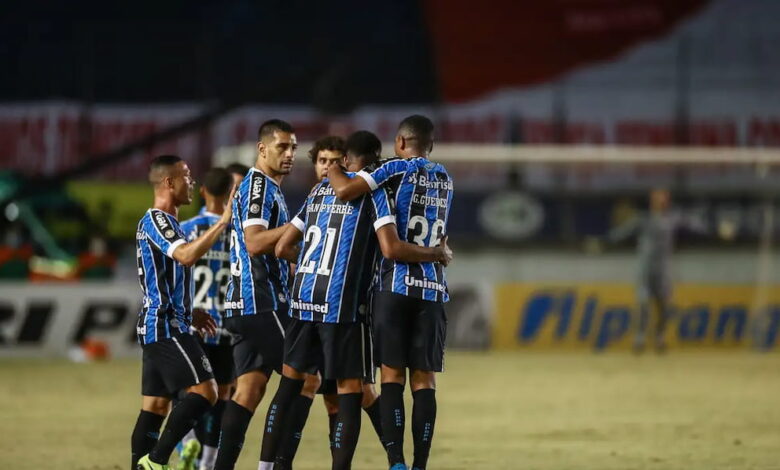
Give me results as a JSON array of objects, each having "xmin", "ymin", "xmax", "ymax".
[{"xmin": 1, "ymin": 351, "xmax": 778, "ymax": 470}]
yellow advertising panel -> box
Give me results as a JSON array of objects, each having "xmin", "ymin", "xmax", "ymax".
[{"xmin": 493, "ymin": 283, "xmax": 780, "ymax": 351}]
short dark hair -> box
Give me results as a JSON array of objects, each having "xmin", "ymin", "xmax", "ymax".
[
  {"xmin": 398, "ymin": 114, "xmax": 434, "ymax": 152},
  {"xmin": 201, "ymin": 167, "xmax": 232, "ymax": 197},
  {"xmin": 346, "ymin": 130, "xmax": 382, "ymax": 166},
  {"xmin": 308, "ymin": 136, "xmax": 346, "ymax": 164},
  {"xmin": 258, "ymin": 119, "xmax": 295, "ymax": 141},
  {"xmin": 225, "ymin": 162, "xmax": 250, "ymax": 178},
  {"xmin": 149, "ymin": 155, "xmax": 183, "ymax": 184}
]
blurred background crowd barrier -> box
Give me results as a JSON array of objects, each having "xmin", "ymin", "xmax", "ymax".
[{"xmin": 2, "ymin": 0, "xmax": 780, "ymax": 356}]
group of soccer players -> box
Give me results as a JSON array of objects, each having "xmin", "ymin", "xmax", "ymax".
[{"xmin": 130, "ymin": 114, "xmax": 454, "ymax": 470}]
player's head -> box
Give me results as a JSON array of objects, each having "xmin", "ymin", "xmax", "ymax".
[
  {"xmin": 149, "ymin": 154, "xmax": 194, "ymax": 205},
  {"xmin": 257, "ymin": 119, "xmax": 297, "ymax": 177},
  {"xmin": 650, "ymin": 188, "xmax": 671, "ymax": 213},
  {"xmin": 226, "ymin": 162, "xmax": 250, "ymax": 186},
  {"xmin": 345, "ymin": 130, "xmax": 381, "ymax": 172},
  {"xmin": 395, "ymin": 114, "xmax": 434, "ymax": 159},
  {"xmin": 309, "ymin": 136, "xmax": 346, "ymax": 181},
  {"xmin": 199, "ymin": 167, "xmax": 233, "ymax": 207}
]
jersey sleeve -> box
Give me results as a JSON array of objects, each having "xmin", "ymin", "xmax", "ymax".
[
  {"xmin": 369, "ymin": 186, "xmax": 396, "ymax": 231},
  {"xmin": 291, "ymin": 201, "xmax": 307, "ymax": 232},
  {"xmin": 144, "ymin": 210, "xmax": 186, "ymax": 259},
  {"xmin": 242, "ymin": 173, "xmax": 275, "ymax": 230},
  {"xmin": 357, "ymin": 159, "xmax": 409, "ymax": 190}
]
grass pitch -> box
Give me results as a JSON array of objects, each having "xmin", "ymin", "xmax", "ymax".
[{"xmin": 1, "ymin": 351, "xmax": 778, "ymax": 470}]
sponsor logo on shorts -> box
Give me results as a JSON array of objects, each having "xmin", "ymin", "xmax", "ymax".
[
  {"xmin": 201, "ymin": 355, "xmax": 213, "ymax": 373},
  {"xmin": 290, "ymin": 299, "xmax": 329, "ymax": 313},
  {"xmin": 278, "ymin": 292, "xmax": 287, "ymax": 303}
]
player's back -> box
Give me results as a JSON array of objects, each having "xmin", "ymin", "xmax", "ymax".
[
  {"xmin": 181, "ymin": 208, "xmax": 231, "ymax": 340},
  {"xmin": 290, "ymin": 178, "xmax": 392, "ymax": 323},
  {"xmin": 225, "ymin": 167, "xmax": 290, "ymax": 317},
  {"xmin": 362, "ymin": 157, "xmax": 453, "ymax": 302}
]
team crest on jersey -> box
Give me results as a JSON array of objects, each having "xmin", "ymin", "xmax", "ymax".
[
  {"xmin": 201, "ymin": 355, "xmax": 213, "ymax": 373},
  {"xmin": 164, "ymin": 229, "xmax": 175, "ymax": 239},
  {"xmin": 250, "ymin": 203, "xmax": 260, "ymax": 214}
]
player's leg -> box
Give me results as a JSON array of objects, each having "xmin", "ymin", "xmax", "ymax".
[
  {"xmin": 635, "ymin": 282, "xmax": 651, "ymax": 352},
  {"xmin": 407, "ymin": 299, "xmax": 447, "ymax": 470},
  {"xmin": 374, "ymin": 292, "xmax": 413, "ymax": 469},
  {"xmin": 326, "ymin": 321, "xmax": 367, "ymax": 470},
  {"xmin": 274, "ymin": 372, "xmax": 322, "ymax": 468},
  {"xmin": 652, "ymin": 278, "xmax": 672, "ymax": 352},
  {"xmin": 132, "ymin": 395, "xmax": 170, "ymax": 468},
  {"xmin": 214, "ymin": 316, "xmax": 272, "ymax": 470},
  {"xmin": 258, "ymin": 317, "xmax": 313, "ymax": 469},
  {"xmin": 199, "ymin": 342, "xmax": 234, "ymax": 470},
  {"xmin": 139, "ymin": 334, "xmax": 217, "ymax": 468},
  {"xmin": 322, "ymin": 388, "xmax": 340, "ymax": 456},
  {"xmin": 361, "ymin": 319, "xmax": 385, "ymax": 451}
]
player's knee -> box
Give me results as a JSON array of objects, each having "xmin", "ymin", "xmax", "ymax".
[
  {"xmin": 142, "ymin": 396, "xmax": 171, "ymax": 416},
  {"xmin": 336, "ymin": 378, "xmax": 362, "ymax": 394},
  {"xmin": 217, "ymin": 383, "xmax": 233, "ymax": 401},
  {"xmin": 323, "ymin": 394, "xmax": 340, "ymax": 415},
  {"xmin": 191, "ymin": 379, "xmax": 219, "ymax": 405},
  {"xmin": 361, "ymin": 383, "xmax": 379, "ymax": 408},
  {"xmin": 409, "ymin": 370, "xmax": 436, "ymax": 392},
  {"xmin": 380, "ymin": 365, "xmax": 406, "ymax": 385},
  {"xmin": 301, "ymin": 373, "xmax": 321, "ymax": 398}
]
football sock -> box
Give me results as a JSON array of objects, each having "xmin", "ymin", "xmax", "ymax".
[
  {"xmin": 275, "ymin": 394, "xmax": 314, "ymax": 466},
  {"xmin": 411, "ymin": 388, "xmax": 437, "ymax": 470},
  {"xmin": 363, "ymin": 396, "xmax": 385, "ymax": 448},
  {"xmin": 331, "ymin": 393, "xmax": 362, "ymax": 470},
  {"xmin": 204, "ymin": 399, "xmax": 227, "ymax": 447},
  {"xmin": 328, "ymin": 412, "xmax": 338, "ymax": 457},
  {"xmin": 381, "ymin": 383, "xmax": 406, "ymax": 466},
  {"xmin": 214, "ymin": 400, "xmax": 254, "ymax": 470},
  {"xmin": 131, "ymin": 409, "xmax": 165, "ymax": 468},
  {"xmin": 150, "ymin": 393, "xmax": 212, "ymax": 464},
  {"xmin": 259, "ymin": 376, "xmax": 305, "ymax": 464}
]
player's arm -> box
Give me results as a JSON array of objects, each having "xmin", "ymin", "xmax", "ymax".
[
  {"xmin": 376, "ymin": 225, "xmax": 452, "ymax": 266},
  {"xmin": 168, "ymin": 186, "xmax": 236, "ymax": 267},
  {"xmin": 274, "ymin": 222, "xmax": 303, "ymax": 263},
  {"xmin": 244, "ymin": 224, "xmax": 289, "ymax": 256},
  {"xmin": 328, "ymin": 159, "xmax": 407, "ymax": 201}
]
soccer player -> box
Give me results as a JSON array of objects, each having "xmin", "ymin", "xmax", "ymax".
[
  {"xmin": 269, "ymin": 134, "xmax": 390, "ymax": 468},
  {"xmin": 225, "ymin": 163, "xmax": 250, "ymax": 187},
  {"xmin": 327, "ymin": 116, "xmax": 453, "ymax": 470},
  {"xmin": 214, "ymin": 120, "xmax": 297, "ymax": 470},
  {"xmin": 132, "ymin": 155, "xmax": 234, "ymax": 470},
  {"xmin": 180, "ymin": 168, "xmax": 235, "ymax": 470},
  {"xmin": 272, "ymin": 129, "xmax": 451, "ymax": 470}
]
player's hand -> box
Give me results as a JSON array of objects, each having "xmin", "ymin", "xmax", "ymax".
[
  {"xmin": 219, "ymin": 184, "xmax": 238, "ymax": 225},
  {"xmin": 436, "ymin": 235, "xmax": 453, "ymax": 266},
  {"xmin": 192, "ymin": 309, "xmax": 218, "ymax": 337}
]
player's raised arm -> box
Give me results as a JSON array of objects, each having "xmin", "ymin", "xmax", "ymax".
[
  {"xmin": 327, "ymin": 163, "xmax": 372, "ymax": 201},
  {"xmin": 171, "ymin": 185, "xmax": 236, "ymax": 266},
  {"xmin": 375, "ymin": 225, "xmax": 452, "ymax": 266}
]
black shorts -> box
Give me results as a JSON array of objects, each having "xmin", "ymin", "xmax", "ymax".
[
  {"xmin": 141, "ymin": 333, "xmax": 215, "ymax": 398},
  {"xmin": 201, "ymin": 341, "xmax": 234, "ymax": 385},
  {"xmin": 315, "ymin": 320, "xmax": 375, "ymax": 394},
  {"xmin": 224, "ymin": 312, "xmax": 289, "ymax": 379},
  {"xmin": 284, "ymin": 317, "xmax": 368, "ymax": 381},
  {"xmin": 372, "ymin": 291, "xmax": 447, "ymax": 372}
]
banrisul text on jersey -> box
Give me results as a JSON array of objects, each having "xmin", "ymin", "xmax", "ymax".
[{"xmin": 357, "ymin": 157, "xmax": 453, "ymax": 302}]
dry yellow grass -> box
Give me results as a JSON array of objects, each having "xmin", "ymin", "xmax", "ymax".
[{"xmin": 1, "ymin": 351, "xmax": 778, "ymax": 469}]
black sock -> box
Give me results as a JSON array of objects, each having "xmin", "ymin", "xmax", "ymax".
[
  {"xmin": 259, "ymin": 376, "xmax": 305, "ymax": 463},
  {"xmin": 363, "ymin": 396, "xmax": 385, "ymax": 449},
  {"xmin": 213, "ymin": 400, "xmax": 254, "ymax": 470},
  {"xmin": 328, "ymin": 412, "xmax": 338, "ymax": 457},
  {"xmin": 275, "ymin": 394, "xmax": 314, "ymax": 468},
  {"xmin": 381, "ymin": 383, "xmax": 406, "ymax": 466},
  {"xmin": 332, "ymin": 393, "xmax": 362, "ymax": 470},
  {"xmin": 203, "ymin": 399, "xmax": 227, "ymax": 448},
  {"xmin": 149, "ymin": 393, "xmax": 212, "ymax": 465},
  {"xmin": 411, "ymin": 389, "xmax": 437, "ymax": 470},
  {"xmin": 131, "ymin": 410, "xmax": 165, "ymax": 468}
]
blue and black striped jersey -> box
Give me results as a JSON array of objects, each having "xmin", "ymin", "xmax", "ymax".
[
  {"xmin": 135, "ymin": 209, "xmax": 192, "ymax": 345},
  {"xmin": 225, "ymin": 167, "xmax": 291, "ymax": 318},
  {"xmin": 181, "ymin": 207, "xmax": 231, "ymax": 345},
  {"xmin": 289, "ymin": 176, "xmax": 395, "ymax": 323},
  {"xmin": 357, "ymin": 157, "xmax": 453, "ymax": 303}
]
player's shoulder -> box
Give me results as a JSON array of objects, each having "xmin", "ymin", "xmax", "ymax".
[
  {"xmin": 368, "ymin": 157, "xmax": 406, "ymax": 172},
  {"xmin": 144, "ymin": 209, "xmax": 181, "ymax": 238}
]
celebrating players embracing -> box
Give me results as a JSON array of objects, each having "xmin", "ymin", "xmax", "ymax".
[{"xmin": 328, "ymin": 116, "xmax": 453, "ymax": 470}]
